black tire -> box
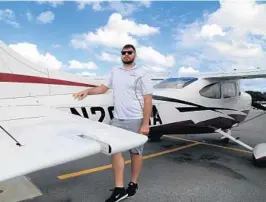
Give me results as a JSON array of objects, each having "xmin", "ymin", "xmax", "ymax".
[
  {"xmin": 252, "ymin": 154, "xmax": 266, "ymax": 167},
  {"xmin": 221, "ymin": 137, "xmax": 230, "ymax": 144}
]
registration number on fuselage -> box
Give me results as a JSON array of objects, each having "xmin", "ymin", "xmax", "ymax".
[{"xmin": 69, "ymin": 105, "xmax": 163, "ymax": 126}]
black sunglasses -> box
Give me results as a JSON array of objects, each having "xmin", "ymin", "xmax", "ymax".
[{"xmin": 121, "ymin": 50, "xmax": 134, "ymax": 55}]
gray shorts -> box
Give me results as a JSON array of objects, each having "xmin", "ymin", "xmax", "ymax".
[{"xmin": 110, "ymin": 118, "xmax": 144, "ymax": 155}]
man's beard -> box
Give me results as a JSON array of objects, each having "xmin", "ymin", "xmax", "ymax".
[{"xmin": 122, "ymin": 58, "xmax": 134, "ymax": 64}]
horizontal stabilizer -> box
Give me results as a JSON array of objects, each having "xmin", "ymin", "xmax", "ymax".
[{"xmin": 0, "ymin": 106, "xmax": 148, "ymax": 182}]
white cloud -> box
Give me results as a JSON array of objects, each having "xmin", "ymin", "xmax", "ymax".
[
  {"xmin": 0, "ymin": 9, "xmax": 19, "ymax": 28},
  {"xmin": 72, "ymin": 29, "xmax": 137, "ymax": 49},
  {"xmin": 36, "ymin": 0, "xmax": 64, "ymax": 7},
  {"xmin": 9, "ymin": 42, "xmax": 62, "ymax": 69},
  {"xmin": 142, "ymin": 65, "xmax": 166, "ymax": 73},
  {"xmin": 107, "ymin": 2, "xmax": 141, "ymax": 16},
  {"xmin": 176, "ymin": 0, "xmax": 266, "ymax": 70},
  {"xmin": 175, "ymin": 0, "xmax": 266, "ymax": 91},
  {"xmin": 76, "ymin": 0, "xmax": 104, "ymax": 10},
  {"xmin": 37, "ymin": 11, "xmax": 55, "ymax": 24},
  {"xmin": 107, "ymin": 13, "xmax": 159, "ymax": 37},
  {"xmin": 76, "ymin": 1, "xmax": 151, "ymax": 16},
  {"xmin": 8, "ymin": 42, "xmax": 99, "ymax": 76},
  {"xmin": 71, "ymin": 12, "xmax": 176, "ymax": 73},
  {"xmin": 211, "ymin": 41, "xmax": 264, "ymax": 59},
  {"xmin": 98, "ymin": 52, "xmax": 121, "ymax": 63},
  {"xmin": 199, "ymin": 24, "xmax": 225, "ymax": 38},
  {"xmin": 178, "ymin": 66, "xmax": 199, "ymax": 77},
  {"xmin": 139, "ymin": 0, "xmax": 151, "ymax": 8},
  {"xmin": 71, "ymin": 13, "xmax": 159, "ymax": 49},
  {"xmin": 137, "ymin": 46, "xmax": 175, "ymax": 68},
  {"xmin": 78, "ymin": 71, "xmax": 97, "ymax": 77},
  {"xmin": 68, "ymin": 60, "xmax": 97, "ymax": 70},
  {"xmin": 77, "ymin": 0, "xmax": 103, "ymax": 11},
  {"xmin": 208, "ymin": 0, "xmax": 266, "ymax": 36}
]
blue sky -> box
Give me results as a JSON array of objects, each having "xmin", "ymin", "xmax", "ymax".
[{"xmin": 0, "ymin": 0, "xmax": 266, "ymax": 91}]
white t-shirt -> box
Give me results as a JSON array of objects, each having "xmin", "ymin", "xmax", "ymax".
[{"xmin": 103, "ymin": 65, "xmax": 153, "ymax": 120}]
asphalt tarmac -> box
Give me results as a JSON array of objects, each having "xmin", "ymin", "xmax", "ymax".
[{"xmin": 4, "ymin": 110, "xmax": 266, "ymax": 202}]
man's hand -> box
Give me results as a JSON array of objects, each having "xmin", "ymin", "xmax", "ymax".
[
  {"xmin": 72, "ymin": 89, "xmax": 88, "ymax": 100},
  {"xmin": 139, "ymin": 123, "xmax": 150, "ymax": 136},
  {"xmin": 72, "ymin": 85, "xmax": 109, "ymax": 100}
]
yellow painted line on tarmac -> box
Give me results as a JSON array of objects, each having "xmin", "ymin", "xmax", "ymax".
[
  {"xmin": 164, "ymin": 135, "xmax": 252, "ymax": 154},
  {"xmin": 57, "ymin": 142, "xmax": 200, "ymax": 180}
]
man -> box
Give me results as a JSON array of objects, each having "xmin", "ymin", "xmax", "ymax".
[{"xmin": 72, "ymin": 44, "xmax": 153, "ymax": 202}]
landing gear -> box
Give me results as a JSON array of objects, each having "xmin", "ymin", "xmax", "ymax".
[
  {"xmin": 215, "ymin": 128, "xmax": 266, "ymax": 167},
  {"xmin": 220, "ymin": 129, "xmax": 239, "ymax": 144},
  {"xmin": 220, "ymin": 136, "xmax": 230, "ymax": 144}
]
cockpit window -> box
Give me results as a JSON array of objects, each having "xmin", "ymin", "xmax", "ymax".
[
  {"xmin": 199, "ymin": 83, "xmax": 221, "ymax": 99},
  {"xmin": 154, "ymin": 77, "xmax": 198, "ymax": 89}
]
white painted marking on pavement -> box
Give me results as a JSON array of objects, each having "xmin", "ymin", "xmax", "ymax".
[{"xmin": 0, "ymin": 176, "xmax": 42, "ymax": 202}]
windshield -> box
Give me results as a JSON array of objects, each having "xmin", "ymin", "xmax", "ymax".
[{"xmin": 154, "ymin": 77, "xmax": 198, "ymax": 89}]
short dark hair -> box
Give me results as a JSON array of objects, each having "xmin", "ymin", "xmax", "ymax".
[{"xmin": 122, "ymin": 44, "xmax": 136, "ymax": 53}]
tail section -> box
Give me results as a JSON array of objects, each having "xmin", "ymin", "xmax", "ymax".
[{"xmin": 0, "ymin": 41, "xmax": 101, "ymax": 99}]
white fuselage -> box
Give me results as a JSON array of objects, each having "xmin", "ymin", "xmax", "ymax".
[{"xmin": 0, "ymin": 75, "xmax": 252, "ymax": 136}]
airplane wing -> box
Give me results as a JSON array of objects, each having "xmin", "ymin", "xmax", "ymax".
[
  {"xmin": 200, "ymin": 69, "xmax": 266, "ymax": 80},
  {"xmin": 0, "ymin": 105, "xmax": 148, "ymax": 182}
]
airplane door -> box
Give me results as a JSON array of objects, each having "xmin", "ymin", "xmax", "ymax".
[{"xmin": 221, "ymin": 80, "xmax": 239, "ymax": 109}]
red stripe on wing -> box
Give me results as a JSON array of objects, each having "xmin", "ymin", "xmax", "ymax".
[{"xmin": 0, "ymin": 73, "xmax": 97, "ymax": 87}]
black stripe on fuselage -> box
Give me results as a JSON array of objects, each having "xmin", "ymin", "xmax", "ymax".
[
  {"xmin": 152, "ymin": 95, "xmax": 237, "ymax": 113},
  {"xmin": 149, "ymin": 116, "xmax": 237, "ymax": 136},
  {"xmin": 148, "ymin": 95, "xmax": 249, "ymax": 137},
  {"xmin": 149, "ymin": 115, "xmax": 241, "ymax": 136}
]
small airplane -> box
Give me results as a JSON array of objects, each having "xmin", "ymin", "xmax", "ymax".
[{"xmin": 0, "ymin": 40, "xmax": 266, "ymax": 183}]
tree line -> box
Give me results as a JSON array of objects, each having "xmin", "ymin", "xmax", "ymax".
[{"xmin": 246, "ymin": 91, "xmax": 266, "ymax": 102}]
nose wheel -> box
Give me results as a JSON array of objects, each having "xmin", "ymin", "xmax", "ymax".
[{"xmin": 252, "ymin": 143, "xmax": 266, "ymax": 167}]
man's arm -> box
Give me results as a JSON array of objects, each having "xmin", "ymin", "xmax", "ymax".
[
  {"xmin": 86, "ymin": 84, "xmax": 109, "ymax": 95},
  {"xmin": 142, "ymin": 94, "xmax": 152, "ymax": 126},
  {"xmin": 73, "ymin": 69, "xmax": 113, "ymax": 100},
  {"xmin": 86, "ymin": 67, "xmax": 113, "ymax": 95},
  {"xmin": 139, "ymin": 72, "xmax": 154, "ymax": 135}
]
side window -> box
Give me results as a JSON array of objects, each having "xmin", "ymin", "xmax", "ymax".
[
  {"xmin": 223, "ymin": 82, "xmax": 237, "ymax": 98},
  {"xmin": 199, "ymin": 83, "xmax": 221, "ymax": 99}
]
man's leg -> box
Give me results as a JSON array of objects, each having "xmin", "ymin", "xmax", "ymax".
[
  {"xmin": 112, "ymin": 152, "xmax": 125, "ymax": 187},
  {"xmin": 130, "ymin": 150, "xmax": 143, "ymax": 184},
  {"xmin": 126, "ymin": 145, "xmax": 143, "ymax": 198},
  {"xmin": 110, "ymin": 118, "xmax": 126, "ymax": 187},
  {"xmin": 128, "ymin": 119, "xmax": 144, "ymax": 184},
  {"xmin": 105, "ymin": 118, "xmax": 128, "ymax": 202}
]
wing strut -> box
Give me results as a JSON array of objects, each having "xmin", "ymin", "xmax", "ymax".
[
  {"xmin": 0, "ymin": 125, "xmax": 22, "ymax": 147},
  {"xmin": 215, "ymin": 128, "xmax": 253, "ymax": 151}
]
